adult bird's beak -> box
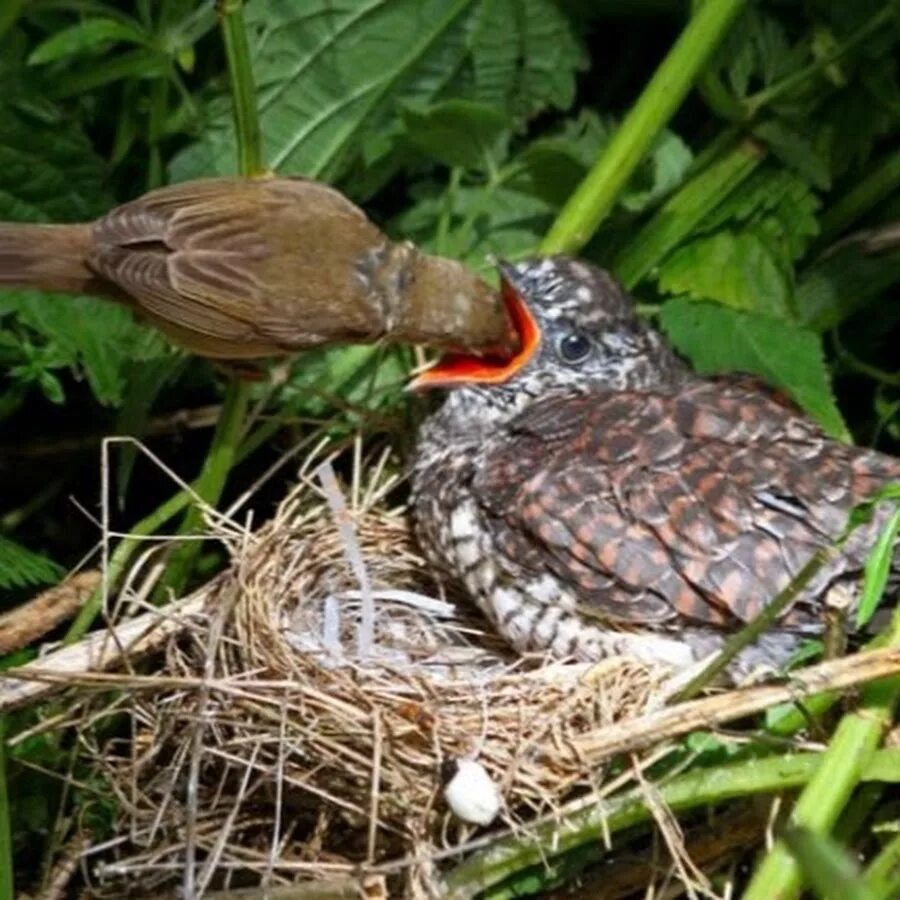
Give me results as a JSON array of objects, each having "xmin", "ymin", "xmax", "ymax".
[{"xmin": 408, "ymin": 261, "xmax": 541, "ymax": 391}]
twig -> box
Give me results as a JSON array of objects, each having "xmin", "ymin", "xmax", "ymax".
[
  {"xmin": 574, "ymin": 647, "xmax": 900, "ymax": 762},
  {"xmin": 0, "ymin": 594, "xmax": 206, "ymax": 713},
  {"xmin": 0, "ymin": 571, "xmax": 100, "ymax": 655}
]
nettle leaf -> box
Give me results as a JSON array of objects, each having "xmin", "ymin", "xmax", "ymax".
[
  {"xmin": 467, "ymin": 0, "xmax": 586, "ymax": 119},
  {"xmin": 7, "ymin": 292, "xmax": 170, "ymax": 406},
  {"xmin": 510, "ymin": 110, "xmax": 692, "ymax": 212},
  {"xmin": 697, "ymin": 167, "xmax": 820, "ymax": 263},
  {"xmin": 510, "ymin": 110, "xmax": 614, "ymax": 205},
  {"xmin": 0, "ymin": 535, "xmax": 63, "ymax": 590},
  {"xmin": 711, "ymin": 7, "xmax": 806, "ymax": 99},
  {"xmin": 393, "ymin": 182, "xmax": 553, "ymax": 272},
  {"xmin": 657, "ymin": 230, "xmax": 792, "ymax": 318},
  {"xmin": 401, "ymin": 99, "xmax": 510, "ymax": 170},
  {"xmin": 659, "ymin": 297, "xmax": 847, "ymax": 438},
  {"xmin": 171, "ymin": 0, "xmax": 585, "ymax": 185}
]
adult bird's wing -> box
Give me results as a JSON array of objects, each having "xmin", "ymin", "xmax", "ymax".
[{"xmin": 473, "ymin": 377, "xmax": 900, "ymax": 628}]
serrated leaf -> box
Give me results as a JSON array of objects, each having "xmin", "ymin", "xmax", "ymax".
[
  {"xmin": 6, "ymin": 292, "xmax": 169, "ymax": 406},
  {"xmin": 173, "ymin": 0, "xmax": 474, "ymax": 181},
  {"xmin": 619, "ymin": 129, "xmax": 693, "ymax": 213},
  {"xmin": 393, "ymin": 182, "xmax": 553, "ymax": 272},
  {"xmin": 511, "ymin": 111, "xmax": 692, "ymax": 213},
  {"xmin": 0, "ymin": 536, "xmax": 63, "ymax": 590},
  {"xmin": 401, "ymin": 99, "xmax": 509, "ymax": 169},
  {"xmin": 468, "ymin": 0, "xmax": 586, "ymax": 119},
  {"xmin": 659, "ymin": 298, "xmax": 848, "ymax": 438},
  {"xmin": 28, "ymin": 18, "xmax": 147, "ymax": 66},
  {"xmin": 171, "ymin": 0, "xmax": 585, "ymax": 185},
  {"xmin": 657, "ymin": 230, "xmax": 792, "ymax": 318},
  {"xmin": 698, "ymin": 167, "xmax": 820, "ymax": 262}
]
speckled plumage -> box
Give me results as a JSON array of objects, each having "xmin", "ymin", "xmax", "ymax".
[{"xmin": 411, "ymin": 256, "xmax": 900, "ymax": 679}]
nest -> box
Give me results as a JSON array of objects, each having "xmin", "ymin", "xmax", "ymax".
[{"xmin": 50, "ymin": 443, "xmax": 668, "ymax": 897}]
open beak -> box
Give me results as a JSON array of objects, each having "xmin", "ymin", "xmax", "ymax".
[{"xmin": 409, "ymin": 263, "xmax": 541, "ymax": 391}]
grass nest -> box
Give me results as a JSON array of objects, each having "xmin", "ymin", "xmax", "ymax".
[{"xmin": 65, "ymin": 441, "xmax": 666, "ymax": 898}]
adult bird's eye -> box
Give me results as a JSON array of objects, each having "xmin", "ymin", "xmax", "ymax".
[{"xmin": 556, "ymin": 331, "xmax": 592, "ymax": 364}]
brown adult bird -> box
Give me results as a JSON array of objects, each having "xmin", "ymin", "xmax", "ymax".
[
  {"xmin": 0, "ymin": 176, "xmax": 516, "ymax": 360},
  {"xmin": 411, "ymin": 256, "xmax": 900, "ymax": 680}
]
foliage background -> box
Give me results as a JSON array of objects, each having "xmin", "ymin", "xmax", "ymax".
[{"xmin": 1, "ymin": 0, "xmax": 900, "ymax": 894}]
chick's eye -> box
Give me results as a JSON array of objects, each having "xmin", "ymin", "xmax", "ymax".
[{"xmin": 556, "ymin": 331, "xmax": 592, "ymax": 364}]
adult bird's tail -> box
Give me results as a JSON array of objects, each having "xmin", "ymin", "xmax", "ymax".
[{"xmin": 0, "ymin": 223, "xmax": 94, "ymax": 294}]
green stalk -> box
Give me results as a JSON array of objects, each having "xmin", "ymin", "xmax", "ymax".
[
  {"xmin": 161, "ymin": 378, "xmax": 252, "ymax": 597},
  {"xmin": 219, "ymin": 0, "xmax": 263, "ymax": 177},
  {"xmin": 743, "ymin": 610, "xmax": 900, "ymax": 900},
  {"xmin": 0, "ymin": 718, "xmax": 11, "ymax": 900},
  {"xmin": 161, "ymin": 0, "xmax": 263, "ymax": 596},
  {"xmin": 541, "ymin": 0, "xmax": 746, "ymax": 254},
  {"xmin": 863, "ymin": 832, "xmax": 900, "ymax": 899},
  {"xmin": 440, "ymin": 747, "xmax": 900, "ymax": 899},
  {"xmin": 819, "ymin": 149, "xmax": 900, "ymax": 246},
  {"xmin": 613, "ymin": 137, "xmax": 763, "ymax": 287}
]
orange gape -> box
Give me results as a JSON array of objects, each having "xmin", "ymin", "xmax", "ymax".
[{"xmin": 0, "ymin": 176, "xmax": 518, "ymax": 361}]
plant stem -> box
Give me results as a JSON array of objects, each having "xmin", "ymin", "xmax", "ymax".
[
  {"xmin": 160, "ymin": 378, "xmax": 252, "ymax": 597},
  {"xmin": 541, "ymin": 0, "xmax": 746, "ymax": 254},
  {"xmin": 219, "ymin": 0, "xmax": 264, "ymax": 177},
  {"xmin": 0, "ymin": 717, "xmax": 12, "ymax": 900},
  {"xmin": 743, "ymin": 610, "xmax": 900, "ymax": 900},
  {"xmin": 440, "ymin": 747, "xmax": 900, "ymax": 899},
  {"xmin": 160, "ymin": 0, "xmax": 264, "ymax": 595},
  {"xmin": 819, "ymin": 149, "xmax": 900, "ymax": 246}
]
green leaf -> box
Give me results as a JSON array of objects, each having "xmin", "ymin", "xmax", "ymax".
[
  {"xmin": 5, "ymin": 292, "xmax": 170, "ymax": 407},
  {"xmin": 27, "ymin": 18, "xmax": 147, "ymax": 66},
  {"xmin": 698, "ymin": 167, "xmax": 821, "ymax": 263},
  {"xmin": 467, "ymin": 0, "xmax": 586, "ymax": 119},
  {"xmin": 401, "ymin": 99, "xmax": 509, "ymax": 169},
  {"xmin": 394, "ymin": 182, "xmax": 553, "ymax": 271},
  {"xmin": 657, "ymin": 230, "xmax": 792, "ymax": 318},
  {"xmin": 511, "ymin": 111, "xmax": 692, "ymax": 213},
  {"xmin": 509, "ymin": 110, "xmax": 614, "ymax": 206},
  {"xmin": 171, "ymin": 0, "xmax": 585, "ymax": 184},
  {"xmin": 618, "ymin": 128, "xmax": 693, "ymax": 213},
  {"xmin": 0, "ymin": 536, "xmax": 63, "ymax": 590},
  {"xmin": 659, "ymin": 297, "xmax": 848, "ymax": 438},
  {"xmin": 856, "ymin": 502, "xmax": 900, "ymax": 627}
]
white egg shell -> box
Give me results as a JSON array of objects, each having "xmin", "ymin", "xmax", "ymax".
[{"xmin": 443, "ymin": 758, "xmax": 501, "ymax": 826}]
